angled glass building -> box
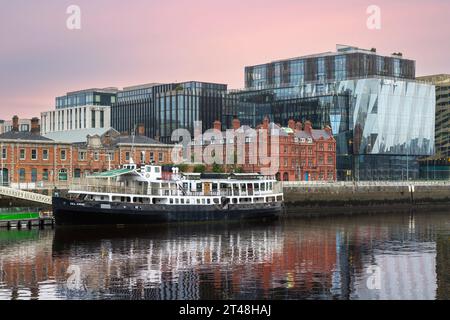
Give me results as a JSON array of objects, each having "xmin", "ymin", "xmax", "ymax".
[
  {"xmin": 225, "ymin": 45, "xmax": 435, "ymax": 180},
  {"xmin": 111, "ymin": 81, "xmax": 228, "ymax": 143}
]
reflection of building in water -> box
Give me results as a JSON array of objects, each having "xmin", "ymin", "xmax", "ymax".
[
  {"xmin": 1, "ymin": 213, "xmax": 447, "ymax": 300},
  {"xmin": 54, "ymin": 228, "xmax": 339, "ymax": 299},
  {"xmin": 0, "ymin": 231, "xmax": 70, "ymax": 300},
  {"xmin": 436, "ymin": 234, "xmax": 450, "ymax": 300},
  {"xmin": 351, "ymin": 243, "xmax": 437, "ymax": 300}
]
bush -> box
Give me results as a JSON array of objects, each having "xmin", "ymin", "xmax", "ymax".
[
  {"xmin": 193, "ymin": 165, "xmax": 206, "ymax": 173},
  {"xmin": 176, "ymin": 164, "xmax": 189, "ymax": 172},
  {"xmin": 212, "ymin": 163, "xmax": 224, "ymax": 173}
]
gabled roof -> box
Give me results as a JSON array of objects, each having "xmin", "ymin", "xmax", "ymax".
[
  {"xmin": 0, "ymin": 131, "xmax": 53, "ymax": 142},
  {"xmin": 44, "ymin": 128, "xmax": 119, "ymax": 143},
  {"xmin": 112, "ymin": 135, "xmax": 162, "ymax": 145},
  {"xmin": 295, "ymin": 129, "xmax": 333, "ymax": 140}
]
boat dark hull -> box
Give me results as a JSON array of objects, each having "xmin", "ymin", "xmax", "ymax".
[{"xmin": 52, "ymin": 197, "xmax": 283, "ymax": 226}]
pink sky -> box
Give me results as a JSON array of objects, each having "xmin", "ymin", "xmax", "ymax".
[{"xmin": 0, "ymin": 0, "xmax": 449, "ymax": 119}]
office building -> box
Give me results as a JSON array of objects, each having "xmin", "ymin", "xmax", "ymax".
[
  {"xmin": 417, "ymin": 74, "xmax": 450, "ymax": 158},
  {"xmin": 56, "ymin": 88, "xmax": 118, "ymax": 109},
  {"xmin": 41, "ymin": 105, "xmax": 111, "ymax": 135},
  {"xmin": 111, "ymin": 81, "xmax": 228, "ymax": 143},
  {"xmin": 225, "ymin": 45, "xmax": 435, "ymax": 181}
]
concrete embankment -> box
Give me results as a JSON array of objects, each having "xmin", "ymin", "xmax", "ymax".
[{"xmin": 284, "ymin": 182, "xmax": 450, "ymax": 217}]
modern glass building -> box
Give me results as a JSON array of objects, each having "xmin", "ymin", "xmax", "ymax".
[
  {"xmin": 245, "ymin": 44, "xmax": 415, "ymax": 89},
  {"xmin": 226, "ymin": 45, "xmax": 435, "ymax": 181},
  {"xmin": 56, "ymin": 88, "xmax": 119, "ymax": 109},
  {"xmin": 111, "ymin": 81, "xmax": 228, "ymax": 143}
]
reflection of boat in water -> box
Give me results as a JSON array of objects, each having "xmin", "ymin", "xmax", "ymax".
[{"xmin": 53, "ymin": 164, "xmax": 284, "ymax": 226}]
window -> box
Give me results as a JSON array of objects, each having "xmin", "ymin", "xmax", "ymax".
[
  {"xmin": 95, "ymin": 95, "xmax": 101, "ymax": 103},
  {"xmin": 31, "ymin": 168, "xmax": 37, "ymax": 182},
  {"xmin": 60, "ymin": 149, "xmax": 67, "ymax": 161},
  {"xmin": 31, "ymin": 149, "xmax": 37, "ymax": 160},
  {"xmin": 42, "ymin": 149, "xmax": 49, "ymax": 160},
  {"xmin": 74, "ymin": 169, "xmax": 81, "ymax": 178},
  {"xmin": 58, "ymin": 169, "xmax": 68, "ymax": 181},
  {"xmin": 150, "ymin": 152, "xmax": 154, "ymax": 162},
  {"xmin": 91, "ymin": 110, "xmax": 96, "ymax": 128},
  {"xmin": 94, "ymin": 152, "xmax": 100, "ymax": 161},
  {"xmin": 140, "ymin": 151, "xmax": 145, "ymax": 163},
  {"xmin": 158, "ymin": 153, "xmax": 163, "ymax": 162},
  {"xmin": 19, "ymin": 169, "xmax": 26, "ymax": 182},
  {"xmin": 20, "ymin": 149, "xmax": 26, "ymax": 160},
  {"xmin": 125, "ymin": 152, "xmax": 130, "ymax": 161},
  {"xmin": 108, "ymin": 152, "xmax": 114, "ymax": 161},
  {"xmin": 42, "ymin": 169, "xmax": 49, "ymax": 181},
  {"xmin": 1, "ymin": 148, "xmax": 6, "ymax": 160},
  {"xmin": 78, "ymin": 151, "xmax": 86, "ymax": 161},
  {"xmin": 328, "ymin": 157, "xmax": 334, "ymax": 165}
]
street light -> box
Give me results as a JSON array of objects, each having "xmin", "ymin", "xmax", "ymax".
[{"xmin": 0, "ymin": 142, "xmax": 3, "ymax": 186}]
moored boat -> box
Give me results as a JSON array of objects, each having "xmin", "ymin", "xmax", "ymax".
[{"xmin": 53, "ymin": 164, "xmax": 284, "ymax": 226}]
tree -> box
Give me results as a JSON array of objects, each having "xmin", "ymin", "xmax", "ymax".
[
  {"xmin": 212, "ymin": 163, "xmax": 224, "ymax": 173},
  {"xmin": 193, "ymin": 164, "xmax": 206, "ymax": 173},
  {"xmin": 177, "ymin": 164, "xmax": 189, "ymax": 172}
]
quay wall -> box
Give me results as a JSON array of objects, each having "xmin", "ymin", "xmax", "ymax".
[{"xmin": 284, "ymin": 182, "xmax": 450, "ymax": 217}]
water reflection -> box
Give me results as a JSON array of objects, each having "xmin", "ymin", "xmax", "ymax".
[{"xmin": 0, "ymin": 212, "xmax": 449, "ymax": 300}]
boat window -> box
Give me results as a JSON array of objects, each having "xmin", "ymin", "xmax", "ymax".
[
  {"xmin": 186, "ymin": 199, "xmax": 190, "ymax": 204},
  {"xmin": 202, "ymin": 199, "xmax": 206, "ymax": 204},
  {"xmin": 170, "ymin": 199, "xmax": 174, "ymax": 204},
  {"xmin": 207, "ymin": 199, "xmax": 210, "ymax": 204},
  {"xmin": 261, "ymin": 183, "xmax": 266, "ymax": 191},
  {"xmin": 197, "ymin": 199, "xmax": 201, "ymax": 204},
  {"xmin": 233, "ymin": 198, "xmax": 238, "ymax": 204},
  {"xmin": 181, "ymin": 199, "xmax": 185, "ymax": 204},
  {"xmin": 213, "ymin": 198, "xmax": 219, "ymax": 204},
  {"xmin": 176, "ymin": 199, "xmax": 180, "ymax": 204}
]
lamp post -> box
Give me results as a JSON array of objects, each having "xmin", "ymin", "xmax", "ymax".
[{"xmin": 0, "ymin": 142, "xmax": 3, "ymax": 186}]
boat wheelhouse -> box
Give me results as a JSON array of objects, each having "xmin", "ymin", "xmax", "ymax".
[{"xmin": 53, "ymin": 164, "xmax": 284, "ymax": 226}]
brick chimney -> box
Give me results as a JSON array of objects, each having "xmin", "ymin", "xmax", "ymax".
[
  {"xmin": 31, "ymin": 117, "xmax": 40, "ymax": 134},
  {"xmin": 137, "ymin": 124, "xmax": 145, "ymax": 136},
  {"xmin": 295, "ymin": 122, "xmax": 303, "ymax": 132},
  {"xmin": 288, "ymin": 119, "xmax": 295, "ymax": 130},
  {"xmin": 262, "ymin": 116, "xmax": 270, "ymax": 130},
  {"xmin": 213, "ymin": 120, "xmax": 222, "ymax": 131},
  {"xmin": 232, "ymin": 117, "xmax": 241, "ymax": 130},
  {"xmin": 304, "ymin": 121, "xmax": 313, "ymax": 134},
  {"xmin": 12, "ymin": 115, "xmax": 19, "ymax": 132}
]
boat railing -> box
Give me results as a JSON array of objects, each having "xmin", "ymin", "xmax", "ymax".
[{"xmin": 70, "ymin": 184, "xmax": 283, "ymax": 197}]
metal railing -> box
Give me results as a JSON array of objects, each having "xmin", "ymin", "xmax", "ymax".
[{"xmin": 282, "ymin": 180, "xmax": 450, "ymax": 188}]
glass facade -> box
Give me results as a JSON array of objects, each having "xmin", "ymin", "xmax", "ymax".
[
  {"xmin": 227, "ymin": 70, "xmax": 435, "ymax": 181},
  {"xmin": 245, "ymin": 47, "xmax": 415, "ymax": 90},
  {"xmin": 56, "ymin": 89, "xmax": 118, "ymax": 109},
  {"xmin": 111, "ymin": 82, "xmax": 227, "ymax": 143}
]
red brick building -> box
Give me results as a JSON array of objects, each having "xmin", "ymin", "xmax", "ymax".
[
  {"xmin": 0, "ymin": 118, "xmax": 177, "ymax": 188},
  {"xmin": 197, "ymin": 118, "xmax": 336, "ymax": 182}
]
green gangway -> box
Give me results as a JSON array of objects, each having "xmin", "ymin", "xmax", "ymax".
[{"xmin": 0, "ymin": 208, "xmax": 40, "ymax": 221}]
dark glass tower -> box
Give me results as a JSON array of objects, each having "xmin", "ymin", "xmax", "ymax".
[{"xmin": 111, "ymin": 81, "xmax": 227, "ymax": 143}]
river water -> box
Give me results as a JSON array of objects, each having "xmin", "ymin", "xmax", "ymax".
[{"xmin": 0, "ymin": 211, "xmax": 449, "ymax": 300}]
